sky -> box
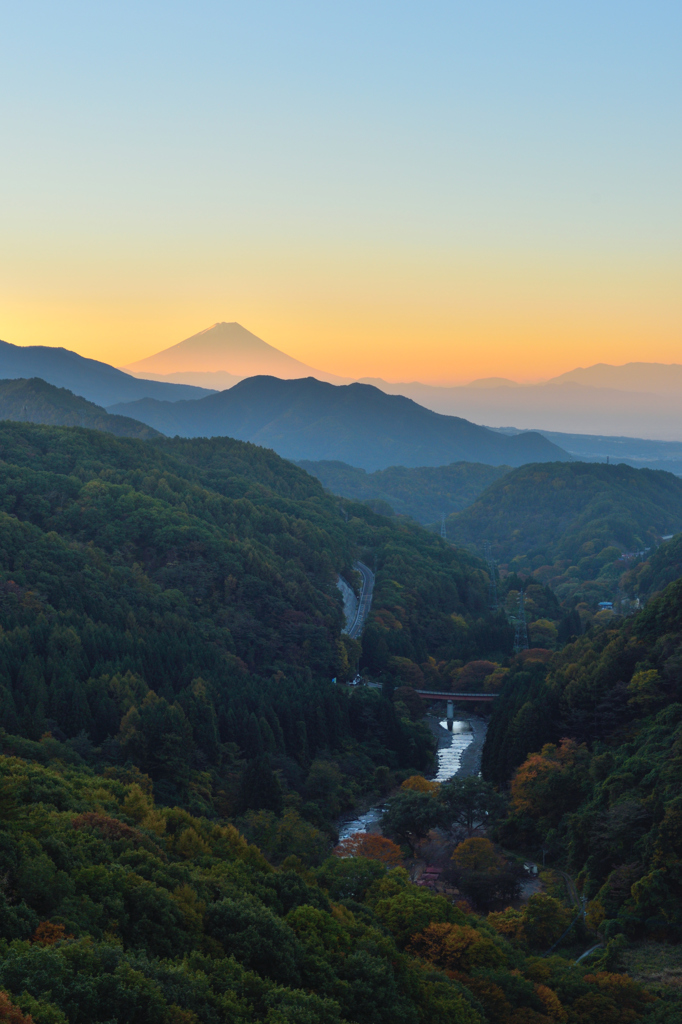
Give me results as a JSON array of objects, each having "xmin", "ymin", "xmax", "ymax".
[{"xmin": 0, "ymin": 1, "xmax": 680, "ymax": 384}]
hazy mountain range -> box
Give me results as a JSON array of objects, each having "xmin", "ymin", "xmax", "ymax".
[
  {"xmin": 7, "ymin": 373, "xmax": 681, "ymax": 537},
  {"xmin": 492, "ymin": 427, "xmax": 682, "ymax": 474},
  {"xmin": 551, "ymin": 362, "xmax": 682, "ymax": 392},
  {"xmin": 120, "ymin": 322, "xmax": 682, "ymax": 440},
  {"xmin": 0, "ymin": 337, "xmax": 213, "ymax": 407},
  {"xmin": 2, "ymin": 322, "xmax": 682, "ymax": 469},
  {"xmin": 109, "ymin": 376, "xmax": 570, "ymax": 471},
  {"xmin": 368, "ymin": 377, "xmax": 682, "ymax": 442}
]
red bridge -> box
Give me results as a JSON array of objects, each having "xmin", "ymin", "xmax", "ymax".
[{"xmin": 414, "ymin": 690, "xmax": 497, "ymax": 703}]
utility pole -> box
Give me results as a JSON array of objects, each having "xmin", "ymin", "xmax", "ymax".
[
  {"xmin": 514, "ymin": 589, "xmax": 529, "ymax": 652},
  {"xmin": 484, "ymin": 541, "xmax": 498, "ymax": 610},
  {"xmin": 440, "ymin": 513, "xmax": 446, "ymax": 539}
]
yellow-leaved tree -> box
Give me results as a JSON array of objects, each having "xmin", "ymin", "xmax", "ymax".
[{"xmin": 401, "ymin": 775, "xmax": 439, "ymax": 794}]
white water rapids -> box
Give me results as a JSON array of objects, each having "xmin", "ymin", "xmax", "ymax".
[{"xmin": 337, "ymin": 717, "xmax": 475, "ymax": 841}]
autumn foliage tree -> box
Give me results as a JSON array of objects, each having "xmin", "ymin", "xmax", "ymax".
[
  {"xmin": 400, "ymin": 775, "xmax": 439, "ymax": 794},
  {"xmin": 407, "ymin": 920, "xmax": 505, "ymax": 972},
  {"xmin": 451, "ymin": 838, "xmax": 505, "ymax": 874},
  {"xmin": 334, "ymin": 833, "xmax": 403, "ymax": 866},
  {"xmin": 0, "ymin": 993, "xmax": 33, "ymax": 1024},
  {"xmin": 582, "ymin": 972, "xmax": 655, "ymax": 1018},
  {"xmin": 32, "ymin": 922, "xmax": 71, "ymax": 946},
  {"xmin": 510, "ymin": 738, "xmax": 590, "ymax": 825}
]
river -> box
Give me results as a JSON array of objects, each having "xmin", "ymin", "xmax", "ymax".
[{"xmin": 337, "ymin": 714, "xmax": 487, "ymax": 841}]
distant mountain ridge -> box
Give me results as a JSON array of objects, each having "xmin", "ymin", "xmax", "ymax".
[
  {"xmin": 547, "ymin": 361, "xmax": 682, "ymax": 393},
  {"xmin": 489, "ymin": 426, "xmax": 682, "ymax": 475},
  {"xmin": 0, "ymin": 378, "xmax": 162, "ymax": 439},
  {"xmin": 6, "ymin": 325, "xmax": 682, "ymax": 442},
  {"xmin": 296, "ymin": 459, "xmax": 511, "ymax": 523},
  {"xmin": 123, "ymin": 324, "xmax": 682, "ymax": 401},
  {"xmin": 108, "ymin": 375, "xmax": 570, "ymax": 471},
  {"xmin": 0, "ymin": 337, "xmax": 215, "ymax": 407},
  {"xmin": 123, "ymin": 322, "xmax": 352, "ymax": 385},
  {"xmin": 363, "ymin": 377, "xmax": 682, "ymax": 440}
]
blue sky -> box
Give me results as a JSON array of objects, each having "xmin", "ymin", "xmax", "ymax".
[{"xmin": 1, "ymin": 1, "xmax": 680, "ymax": 380}]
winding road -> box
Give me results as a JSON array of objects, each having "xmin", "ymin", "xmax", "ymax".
[{"xmin": 348, "ymin": 561, "xmax": 375, "ymax": 638}]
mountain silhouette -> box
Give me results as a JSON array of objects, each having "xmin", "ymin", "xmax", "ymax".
[
  {"xmin": 122, "ymin": 326, "xmax": 682, "ymax": 438},
  {"xmin": 546, "ymin": 362, "xmax": 682, "ymax": 393},
  {"xmin": 109, "ymin": 375, "xmax": 571, "ymax": 470},
  {"xmin": 0, "ymin": 378, "xmax": 161, "ymax": 438},
  {"xmin": 123, "ymin": 322, "xmax": 351, "ymax": 385},
  {"xmin": 0, "ymin": 338, "xmax": 214, "ymax": 407}
]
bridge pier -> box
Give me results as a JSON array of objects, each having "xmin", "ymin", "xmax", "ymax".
[{"xmin": 446, "ymin": 700, "xmax": 454, "ymax": 731}]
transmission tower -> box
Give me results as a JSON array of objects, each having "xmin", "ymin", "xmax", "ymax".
[
  {"xmin": 440, "ymin": 513, "xmax": 446, "ymax": 539},
  {"xmin": 483, "ymin": 541, "xmax": 498, "ymax": 610},
  {"xmin": 514, "ymin": 589, "xmax": 529, "ymax": 652}
]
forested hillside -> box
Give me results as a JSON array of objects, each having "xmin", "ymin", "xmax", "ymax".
[
  {"xmin": 297, "ymin": 459, "xmax": 510, "ymax": 524},
  {"xmin": 0, "ymin": 378, "xmax": 161, "ymax": 439},
  {"xmin": 482, "ymin": 574, "xmax": 682, "ymax": 948},
  {"xmin": 0, "ymin": 754, "xmax": 663, "ymax": 1024},
  {"xmin": 448, "ymin": 462, "xmax": 682, "ymax": 568},
  {"xmin": 0, "ymin": 423, "xmax": 679, "ymax": 1021},
  {"xmin": 621, "ymin": 533, "xmax": 682, "ymax": 604},
  {"xmin": 446, "ymin": 462, "xmax": 682, "ymax": 627},
  {"xmin": 0, "ymin": 422, "xmax": 500, "ymax": 823}
]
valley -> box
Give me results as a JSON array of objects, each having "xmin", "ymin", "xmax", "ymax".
[
  {"xmin": 0, "ymin": 390, "xmax": 680, "ymax": 1021},
  {"xmin": 4, "ymin": 5, "xmax": 681, "ymax": 1017}
]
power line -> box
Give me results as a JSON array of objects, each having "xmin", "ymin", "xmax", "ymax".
[{"xmin": 440, "ymin": 513, "xmax": 446, "ymax": 539}]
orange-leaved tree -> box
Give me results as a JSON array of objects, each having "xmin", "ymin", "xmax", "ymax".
[
  {"xmin": 486, "ymin": 906, "xmax": 525, "ymax": 942},
  {"xmin": 533, "ymin": 983, "xmax": 565, "ymax": 1020},
  {"xmin": 510, "ymin": 738, "xmax": 589, "ymax": 825},
  {"xmin": 400, "ymin": 775, "xmax": 439, "ymax": 794},
  {"xmin": 0, "ymin": 992, "xmax": 34, "ymax": 1023},
  {"xmin": 334, "ymin": 833, "xmax": 403, "ymax": 866},
  {"xmin": 407, "ymin": 920, "xmax": 505, "ymax": 972},
  {"xmin": 32, "ymin": 922, "xmax": 72, "ymax": 946}
]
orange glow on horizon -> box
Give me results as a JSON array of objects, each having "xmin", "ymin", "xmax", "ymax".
[
  {"xmin": 2, "ymin": 2, "xmax": 680, "ymax": 390},
  {"xmin": 1, "ymin": 247, "xmax": 680, "ymax": 384}
]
